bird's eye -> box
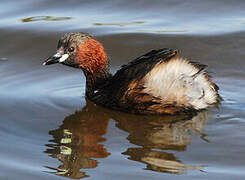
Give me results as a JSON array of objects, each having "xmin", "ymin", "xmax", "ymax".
[{"xmin": 68, "ymin": 47, "xmax": 75, "ymax": 52}]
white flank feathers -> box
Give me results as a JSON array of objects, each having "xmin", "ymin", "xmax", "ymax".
[{"xmin": 143, "ymin": 57, "xmax": 218, "ymax": 109}]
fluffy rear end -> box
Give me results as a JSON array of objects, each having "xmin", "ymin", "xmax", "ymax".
[{"xmin": 143, "ymin": 57, "xmax": 220, "ymax": 110}]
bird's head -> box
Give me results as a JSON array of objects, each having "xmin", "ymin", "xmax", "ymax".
[{"xmin": 43, "ymin": 32, "xmax": 107, "ymax": 74}]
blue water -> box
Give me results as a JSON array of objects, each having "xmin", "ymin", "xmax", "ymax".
[{"xmin": 2, "ymin": 0, "xmax": 245, "ymax": 34}]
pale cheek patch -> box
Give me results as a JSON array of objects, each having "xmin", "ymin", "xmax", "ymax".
[{"xmin": 59, "ymin": 54, "xmax": 69, "ymax": 62}]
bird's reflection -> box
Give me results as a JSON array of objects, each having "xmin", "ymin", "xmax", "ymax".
[
  {"xmin": 117, "ymin": 112, "xmax": 207, "ymax": 174},
  {"xmin": 44, "ymin": 102, "xmax": 110, "ymax": 179},
  {"xmin": 44, "ymin": 99, "xmax": 208, "ymax": 178}
]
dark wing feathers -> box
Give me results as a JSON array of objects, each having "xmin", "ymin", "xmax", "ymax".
[
  {"xmin": 110, "ymin": 48, "xmax": 179, "ymax": 86},
  {"xmin": 95, "ymin": 48, "xmax": 181, "ymax": 114},
  {"xmin": 92, "ymin": 48, "xmax": 220, "ymax": 115}
]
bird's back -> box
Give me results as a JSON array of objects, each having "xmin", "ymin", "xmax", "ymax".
[{"xmin": 91, "ymin": 48, "xmax": 221, "ymax": 115}]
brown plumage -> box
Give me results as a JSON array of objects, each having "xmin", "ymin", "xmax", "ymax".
[{"xmin": 43, "ymin": 32, "xmax": 221, "ymax": 115}]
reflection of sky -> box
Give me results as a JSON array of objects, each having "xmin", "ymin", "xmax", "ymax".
[{"xmin": 1, "ymin": 0, "xmax": 245, "ymax": 34}]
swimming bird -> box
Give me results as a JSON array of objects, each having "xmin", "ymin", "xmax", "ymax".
[{"xmin": 43, "ymin": 32, "xmax": 221, "ymax": 115}]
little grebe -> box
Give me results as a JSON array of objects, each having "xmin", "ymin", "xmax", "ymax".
[{"xmin": 43, "ymin": 32, "xmax": 221, "ymax": 115}]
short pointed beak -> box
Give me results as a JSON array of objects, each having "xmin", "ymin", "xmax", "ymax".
[
  {"xmin": 42, "ymin": 53, "xmax": 69, "ymax": 66},
  {"xmin": 42, "ymin": 55, "xmax": 60, "ymax": 66}
]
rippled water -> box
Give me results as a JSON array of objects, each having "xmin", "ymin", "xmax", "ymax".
[{"xmin": 0, "ymin": 0, "xmax": 245, "ymax": 179}]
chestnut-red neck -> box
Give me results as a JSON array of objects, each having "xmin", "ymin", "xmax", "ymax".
[
  {"xmin": 75, "ymin": 38, "xmax": 111, "ymax": 97},
  {"xmin": 75, "ymin": 38, "xmax": 108, "ymax": 74}
]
